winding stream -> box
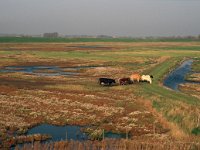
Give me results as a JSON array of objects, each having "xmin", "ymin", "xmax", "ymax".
[{"xmin": 163, "ymin": 59, "xmax": 199, "ymax": 91}]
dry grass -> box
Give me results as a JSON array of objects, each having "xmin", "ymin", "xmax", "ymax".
[
  {"xmin": 0, "ymin": 42, "xmax": 200, "ymax": 148},
  {"xmin": 179, "ymin": 83, "xmax": 200, "ymax": 99},
  {"xmin": 15, "ymin": 138, "xmax": 200, "ymax": 150}
]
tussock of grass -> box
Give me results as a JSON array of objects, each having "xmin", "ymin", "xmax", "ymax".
[{"xmin": 192, "ymin": 127, "xmax": 200, "ymax": 135}]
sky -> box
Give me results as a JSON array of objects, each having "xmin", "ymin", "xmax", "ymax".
[{"xmin": 0, "ymin": 0, "xmax": 200, "ymax": 37}]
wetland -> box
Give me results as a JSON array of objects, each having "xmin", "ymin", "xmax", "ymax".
[{"xmin": 0, "ymin": 41, "xmax": 200, "ymax": 149}]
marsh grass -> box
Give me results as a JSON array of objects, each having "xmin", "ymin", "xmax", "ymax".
[
  {"xmin": 15, "ymin": 139, "xmax": 200, "ymax": 150},
  {"xmin": 136, "ymin": 58, "xmax": 200, "ymax": 135},
  {"xmin": 192, "ymin": 127, "xmax": 200, "ymax": 135},
  {"xmin": 152, "ymin": 46, "xmax": 200, "ymax": 51},
  {"xmin": 191, "ymin": 58, "xmax": 200, "ymax": 72},
  {"xmin": 1, "ymin": 42, "xmax": 200, "ymax": 148},
  {"xmin": 1, "ymin": 36, "xmax": 200, "ymax": 43},
  {"xmin": 0, "ymin": 50, "xmax": 21, "ymax": 55},
  {"xmin": 44, "ymin": 84, "xmax": 86, "ymax": 91},
  {"xmin": 28, "ymin": 51, "xmax": 117, "ymax": 62},
  {"xmin": 0, "ymin": 58, "xmax": 17, "ymax": 65}
]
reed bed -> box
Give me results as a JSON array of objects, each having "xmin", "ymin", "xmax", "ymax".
[{"xmin": 15, "ymin": 139, "xmax": 200, "ymax": 150}]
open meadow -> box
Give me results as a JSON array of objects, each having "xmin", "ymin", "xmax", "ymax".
[{"xmin": 0, "ymin": 39, "xmax": 200, "ymax": 149}]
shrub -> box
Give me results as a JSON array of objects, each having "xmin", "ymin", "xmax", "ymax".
[{"xmin": 191, "ymin": 127, "xmax": 200, "ymax": 135}]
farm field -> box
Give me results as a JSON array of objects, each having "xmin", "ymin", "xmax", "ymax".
[{"xmin": 0, "ymin": 40, "xmax": 200, "ymax": 148}]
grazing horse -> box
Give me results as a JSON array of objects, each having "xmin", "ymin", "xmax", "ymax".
[
  {"xmin": 99, "ymin": 78, "xmax": 116, "ymax": 86},
  {"xmin": 141, "ymin": 75, "xmax": 153, "ymax": 84},
  {"xmin": 119, "ymin": 78, "xmax": 132, "ymax": 85},
  {"xmin": 130, "ymin": 73, "xmax": 141, "ymax": 83}
]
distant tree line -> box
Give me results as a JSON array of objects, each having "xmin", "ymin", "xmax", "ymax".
[
  {"xmin": 1, "ymin": 32, "xmax": 200, "ymax": 40},
  {"xmin": 43, "ymin": 32, "xmax": 59, "ymax": 38}
]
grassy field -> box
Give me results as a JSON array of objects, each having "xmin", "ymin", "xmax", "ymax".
[
  {"xmin": 0, "ymin": 40, "xmax": 200, "ymax": 148},
  {"xmin": 0, "ymin": 37, "xmax": 200, "ymax": 43}
]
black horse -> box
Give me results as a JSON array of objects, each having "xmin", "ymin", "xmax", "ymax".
[{"xmin": 99, "ymin": 78, "xmax": 116, "ymax": 86}]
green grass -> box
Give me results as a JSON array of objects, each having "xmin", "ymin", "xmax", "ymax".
[
  {"xmin": 141, "ymin": 83, "xmax": 199, "ymax": 105},
  {"xmin": 144, "ymin": 57, "xmax": 179, "ymax": 80},
  {"xmin": 0, "ymin": 51, "xmax": 22, "ymax": 55},
  {"xmin": 136, "ymin": 57, "xmax": 200, "ymax": 133},
  {"xmin": 102, "ymin": 49, "xmax": 200, "ymax": 58},
  {"xmin": 192, "ymin": 127, "xmax": 200, "ymax": 135},
  {"xmin": 191, "ymin": 58, "xmax": 200, "ymax": 72},
  {"xmin": 0, "ymin": 37, "xmax": 200, "ymax": 43},
  {"xmin": 154, "ymin": 46, "xmax": 200, "ymax": 51},
  {"xmin": 30, "ymin": 50, "xmax": 124, "ymax": 61}
]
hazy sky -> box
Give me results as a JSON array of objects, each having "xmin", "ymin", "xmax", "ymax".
[{"xmin": 0, "ymin": 0, "xmax": 200, "ymax": 37}]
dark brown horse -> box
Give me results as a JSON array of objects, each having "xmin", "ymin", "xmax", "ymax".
[{"xmin": 118, "ymin": 78, "xmax": 132, "ymax": 85}]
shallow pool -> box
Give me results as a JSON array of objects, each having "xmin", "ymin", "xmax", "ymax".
[
  {"xmin": 27, "ymin": 124, "xmax": 87, "ymax": 141},
  {"xmin": 0, "ymin": 65, "xmax": 98, "ymax": 76},
  {"xmin": 27, "ymin": 124, "xmax": 125, "ymax": 142},
  {"xmin": 163, "ymin": 60, "xmax": 200, "ymax": 91}
]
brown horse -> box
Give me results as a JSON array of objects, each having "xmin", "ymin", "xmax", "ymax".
[
  {"xmin": 130, "ymin": 73, "xmax": 141, "ymax": 82},
  {"xmin": 118, "ymin": 78, "xmax": 132, "ymax": 85}
]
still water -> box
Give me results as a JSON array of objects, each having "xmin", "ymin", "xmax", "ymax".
[
  {"xmin": 0, "ymin": 65, "xmax": 98, "ymax": 76},
  {"xmin": 163, "ymin": 60, "xmax": 199, "ymax": 91},
  {"xmin": 27, "ymin": 124, "xmax": 125, "ymax": 141}
]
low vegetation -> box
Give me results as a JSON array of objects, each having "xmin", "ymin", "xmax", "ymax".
[
  {"xmin": 0, "ymin": 40, "xmax": 200, "ymax": 149},
  {"xmin": 0, "ymin": 37, "xmax": 200, "ymax": 43},
  {"xmin": 15, "ymin": 138, "xmax": 200, "ymax": 150}
]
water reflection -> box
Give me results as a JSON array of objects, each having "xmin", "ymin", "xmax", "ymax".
[{"xmin": 163, "ymin": 60, "xmax": 200, "ymax": 91}]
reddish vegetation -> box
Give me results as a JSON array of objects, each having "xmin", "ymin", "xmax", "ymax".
[
  {"xmin": 15, "ymin": 138, "xmax": 200, "ymax": 150},
  {"xmin": 1, "ymin": 43, "xmax": 200, "ymax": 149},
  {"xmin": 0, "ymin": 63, "xmax": 168, "ymax": 148}
]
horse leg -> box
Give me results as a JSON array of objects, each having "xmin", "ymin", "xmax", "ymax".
[{"xmin": 149, "ymin": 79, "xmax": 152, "ymax": 84}]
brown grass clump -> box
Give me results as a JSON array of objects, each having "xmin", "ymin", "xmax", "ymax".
[
  {"xmin": 15, "ymin": 138, "xmax": 200, "ymax": 150},
  {"xmin": 179, "ymin": 83, "xmax": 200, "ymax": 100}
]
